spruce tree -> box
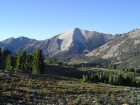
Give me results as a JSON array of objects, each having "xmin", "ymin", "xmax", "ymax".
[
  {"xmin": 5, "ymin": 54, "xmax": 14, "ymax": 70},
  {"xmin": 0, "ymin": 48, "xmax": 1, "ymax": 57},
  {"xmin": 0, "ymin": 48, "xmax": 1, "ymax": 65},
  {"xmin": 90, "ymin": 72, "xmax": 94, "ymax": 82},
  {"xmin": 82, "ymin": 75, "xmax": 88, "ymax": 82},
  {"xmin": 108, "ymin": 73, "xmax": 113, "ymax": 84},
  {"xmin": 15, "ymin": 51, "xmax": 27, "ymax": 70},
  {"xmin": 32, "ymin": 48, "xmax": 45, "ymax": 74},
  {"xmin": 24, "ymin": 55, "xmax": 33, "ymax": 72},
  {"xmin": 2, "ymin": 49, "xmax": 10, "ymax": 56},
  {"xmin": 94, "ymin": 73, "xmax": 99, "ymax": 83}
]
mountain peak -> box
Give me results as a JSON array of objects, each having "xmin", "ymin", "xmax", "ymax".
[
  {"xmin": 74, "ymin": 27, "xmax": 80, "ymax": 30},
  {"xmin": 20, "ymin": 36, "xmax": 24, "ymax": 38},
  {"xmin": 19, "ymin": 36, "xmax": 27, "ymax": 39},
  {"xmin": 73, "ymin": 27, "xmax": 81, "ymax": 33}
]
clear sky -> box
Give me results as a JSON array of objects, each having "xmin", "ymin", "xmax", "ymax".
[{"xmin": 0, "ymin": 0, "xmax": 140, "ymax": 40}]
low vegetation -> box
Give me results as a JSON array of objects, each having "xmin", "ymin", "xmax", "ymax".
[
  {"xmin": 0, "ymin": 48, "xmax": 140, "ymax": 104},
  {"xmin": 0, "ymin": 70, "xmax": 140, "ymax": 105}
]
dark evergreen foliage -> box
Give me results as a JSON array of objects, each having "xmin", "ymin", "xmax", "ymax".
[
  {"xmin": 32, "ymin": 48, "xmax": 45, "ymax": 74},
  {"xmin": 0, "ymin": 48, "xmax": 1, "ymax": 65},
  {"xmin": 15, "ymin": 51, "xmax": 27, "ymax": 70},
  {"xmin": 81, "ymin": 71, "xmax": 140, "ymax": 87},
  {"xmin": 2, "ymin": 49, "xmax": 10, "ymax": 56},
  {"xmin": 0, "ymin": 48, "xmax": 1, "ymax": 57},
  {"xmin": 24, "ymin": 55, "xmax": 33, "ymax": 71},
  {"xmin": 5, "ymin": 54, "xmax": 14, "ymax": 70}
]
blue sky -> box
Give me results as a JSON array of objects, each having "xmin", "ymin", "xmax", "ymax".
[{"xmin": 0, "ymin": 0, "xmax": 140, "ymax": 40}]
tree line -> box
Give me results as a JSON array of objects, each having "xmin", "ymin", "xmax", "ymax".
[
  {"xmin": 5, "ymin": 48, "xmax": 45, "ymax": 74},
  {"xmin": 0, "ymin": 48, "xmax": 11, "ymax": 55},
  {"xmin": 81, "ymin": 70, "xmax": 140, "ymax": 87}
]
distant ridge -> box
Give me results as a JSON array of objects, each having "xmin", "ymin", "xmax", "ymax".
[
  {"xmin": 0, "ymin": 28, "xmax": 126, "ymax": 55},
  {"xmin": 87, "ymin": 28, "xmax": 140, "ymax": 67},
  {"xmin": 1, "ymin": 27, "xmax": 139, "ymax": 66}
]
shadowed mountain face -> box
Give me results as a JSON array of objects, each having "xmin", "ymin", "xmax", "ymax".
[
  {"xmin": 0, "ymin": 36, "xmax": 37, "ymax": 51},
  {"xmin": 0, "ymin": 28, "xmax": 126, "ymax": 61},
  {"xmin": 0, "ymin": 42, "xmax": 5, "ymax": 47}
]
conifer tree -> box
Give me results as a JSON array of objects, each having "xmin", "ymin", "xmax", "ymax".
[
  {"xmin": 90, "ymin": 72, "xmax": 94, "ymax": 82},
  {"xmin": 112, "ymin": 74, "xmax": 116, "ymax": 85},
  {"xmin": 2, "ymin": 49, "xmax": 10, "ymax": 56},
  {"xmin": 5, "ymin": 54, "xmax": 14, "ymax": 70},
  {"xmin": 82, "ymin": 75, "xmax": 89, "ymax": 82},
  {"xmin": 108, "ymin": 73, "xmax": 113, "ymax": 84},
  {"xmin": 0, "ymin": 48, "xmax": 1, "ymax": 64},
  {"xmin": 24, "ymin": 55, "xmax": 33, "ymax": 72},
  {"xmin": 94, "ymin": 73, "xmax": 99, "ymax": 83},
  {"xmin": 32, "ymin": 48, "xmax": 45, "ymax": 74},
  {"xmin": 104, "ymin": 73, "xmax": 109, "ymax": 83},
  {"xmin": 15, "ymin": 51, "xmax": 27, "ymax": 70},
  {"xmin": 0, "ymin": 48, "xmax": 1, "ymax": 57}
]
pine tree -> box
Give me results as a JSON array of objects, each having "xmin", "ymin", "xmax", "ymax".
[
  {"xmin": 116, "ymin": 74, "xmax": 124, "ymax": 85},
  {"xmin": 90, "ymin": 72, "xmax": 94, "ymax": 82},
  {"xmin": 2, "ymin": 49, "xmax": 10, "ymax": 56},
  {"xmin": 99, "ymin": 72, "xmax": 102, "ymax": 81},
  {"xmin": 104, "ymin": 73, "xmax": 109, "ymax": 83},
  {"xmin": 0, "ymin": 48, "xmax": 1, "ymax": 64},
  {"xmin": 32, "ymin": 48, "xmax": 45, "ymax": 74},
  {"xmin": 108, "ymin": 73, "xmax": 112, "ymax": 84},
  {"xmin": 24, "ymin": 55, "xmax": 33, "ymax": 72},
  {"xmin": 5, "ymin": 54, "xmax": 14, "ymax": 70},
  {"xmin": 15, "ymin": 51, "xmax": 27, "ymax": 70},
  {"xmin": 113, "ymin": 74, "xmax": 116, "ymax": 85},
  {"xmin": 94, "ymin": 73, "xmax": 99, "ymax": 83},
  {"xmin": 0, "ymin": 48, "xmax": 1, "ymax": 57}
]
